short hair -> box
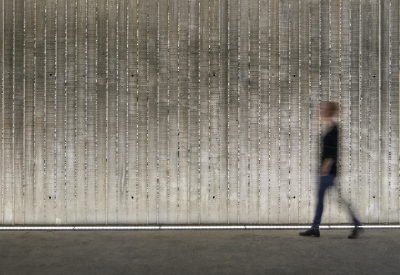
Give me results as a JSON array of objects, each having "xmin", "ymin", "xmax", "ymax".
[{"xmin": 321, "ymin": 101, "xmax": 339, "ymax": 117}]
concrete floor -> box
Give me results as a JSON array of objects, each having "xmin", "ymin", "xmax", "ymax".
[{"xmin": 0, "ymin": 228, "xmax": 399, "ymax": 275}]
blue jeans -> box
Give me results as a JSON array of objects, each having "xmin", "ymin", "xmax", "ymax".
[{"xmin": 312, "ymin": 175, "xmax": 361, "ymax": 228}]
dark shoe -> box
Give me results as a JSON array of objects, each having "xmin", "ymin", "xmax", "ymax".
[
  {"xmin": 299, "ymin": 227, "xmax": 320, "ymax": 237},
  {"xmin": 348, "ymin": 226, "xmax": 364, "ymax": 239}
]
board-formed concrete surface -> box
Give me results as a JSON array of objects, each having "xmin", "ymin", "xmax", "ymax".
[
  {"xmin": 0, "ymin": 229, "xmax": 399, "ymax": 275},
  {"xmin": 1, "ymin": 0, "xmax": 399, "ymax": 226}
]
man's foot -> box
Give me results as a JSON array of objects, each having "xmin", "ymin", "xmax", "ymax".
[
  {"xmin": 299, "ymin": 227, "xmax": 320, "ymax": 237},
  {"xmin": 348, "ymin": 226, "xmax": 364, "ymax": 239}
]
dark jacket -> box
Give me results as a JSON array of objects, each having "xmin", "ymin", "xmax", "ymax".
[{"xmin": 321, "ymin": 125, "xmax": 338, "ymax": 176}]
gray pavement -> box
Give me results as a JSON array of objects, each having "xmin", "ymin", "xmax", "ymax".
[{"xmin": 0, "ymin": 228, "xmax": 399, "ymax": 275}]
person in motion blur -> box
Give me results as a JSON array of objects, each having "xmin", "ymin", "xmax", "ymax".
[{"xmin": 299, "ymin": 101, "xmax": 363, "ymax": 239}]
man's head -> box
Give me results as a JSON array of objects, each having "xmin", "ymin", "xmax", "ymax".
[{"xmin": 319, "ymin": 101, "xmax": 339, "ymax": 121}]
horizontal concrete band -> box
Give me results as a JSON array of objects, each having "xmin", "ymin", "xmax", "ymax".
[{"xmin": 0, "ymin": 225, "xmax": 399, "ymax": 231}]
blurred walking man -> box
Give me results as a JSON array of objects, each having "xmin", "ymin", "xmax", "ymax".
[{"xmin": 299, "ymin": 101, "xmax": 363, "ymax": 239}]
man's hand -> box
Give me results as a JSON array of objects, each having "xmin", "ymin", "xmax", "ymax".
[{"xmin": 320, "ymin": 158, "xmax": 334, "ymax": 176}]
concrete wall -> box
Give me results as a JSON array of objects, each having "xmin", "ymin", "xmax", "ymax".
[{"xmin": 0, "ymin": 0, "xmax": 399, "ymax": 225}]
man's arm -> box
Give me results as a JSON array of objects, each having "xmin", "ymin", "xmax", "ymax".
[{"xmin": 320, "ymin": 158, "xmax": 334, "ymax": 176}]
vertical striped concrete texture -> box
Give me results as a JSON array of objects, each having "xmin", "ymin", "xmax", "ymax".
[{"xmin": 0, "ymin": 0, "xmax": 399, "ymax": 225}]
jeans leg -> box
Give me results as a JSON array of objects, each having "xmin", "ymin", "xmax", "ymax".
[
  {"xmin": 349, "ymin": 207, "xmax": 362, "ymax": 226},
  {"xmin": 332, "ymin": 182, "xmax": 362, "ymax": 227},
  {"xmin": 312, "ymin": 175, "xmax": 335, "ymax": 228}
]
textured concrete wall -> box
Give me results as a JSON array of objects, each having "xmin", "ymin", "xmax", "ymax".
[{"xmin": 0, "ymin": 0, "xmax": 399, "ymax": 225}]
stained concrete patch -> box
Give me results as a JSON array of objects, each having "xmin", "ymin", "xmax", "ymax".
[{"xmin": 0, "ymin": 229, "xmax": 399, "ymax": 275}]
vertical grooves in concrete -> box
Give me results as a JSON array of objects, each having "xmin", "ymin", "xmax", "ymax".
[
  {"xmin": 0, "ymin": 0, "xmax": 4, "ymax": 225},
  {"xmin": 227, "ymin": 0, "xmax": 236, "ymax": 224},
  {"xmin": 249, "ymin": 0, "xmax": 259, "ymax": 223},
  {"xmin": 45, "ymin": 0, "xmax": 55, "ymax": 224},
  {"xmin": 13, "ymin": 0, "xmax": 22, "ymax": 225},
  {"xmin": 258, "ymin": 0, "xmax": 269, "ymax": 224},
  {"xmin": 22, "ymin": 0, "xmax": 27, "ymax": 225},
  {"xmin": 97, "ymin": 0, "xmax": 107, "ymax": 224},
  {"xmin": 137, "ymin": 0, "xmax": 147, "ymax": 224},
  {"xmin": 188, "ymin": 0, "xmax": 200, "ymax": 224},
  {"xmin": 34, "ymin": 0, "xmax": 43, "ymax": 224},
  {"xmin": 178, "ymin": 0, "xmax": 189, "ymax": 224},
  {"xmin": 381, "ymin": 0, "xmax": 390, "ymax": 224},
  {"xmin": 76, "ymin": 0, "xmax": 86, "ymax": 224},
  {"xmin": 86, "ymin": 0, "xmax": 96, "ymax": 224},
  {"xmin": 3, "ymin": 0, "xmax": 13, "ymax": 224},
  {"xmin": 127, "ymin": 0, "xmax": 137, "ymax": 224},
  {"xmin": 340, "ymin": 0, "xmax": 351, "ymax": 224},
  {"xmin": 106, "ymin": 0, "xmax": 116, "ymax": 224},
  {"xmin": 389, "ymin": 0, "xmax": 399, "ymax": 224},
  {"xmin": 168, "ymin": 0, "xmax": 178, "ymax": 224},
  {"xmin": 199, "ymin": 0, "xmax": 209, "ymax": 223},
  {"xmin": 369, "ymin": 0, "xmax": 380, "ymax": 223},
  {"xmin": 219, "ymin": 0, "xmax": 228, "ymax": 224},
  {"xmin": 288, "ymin": 0, "xmax": 300, "ymax": 224}
]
